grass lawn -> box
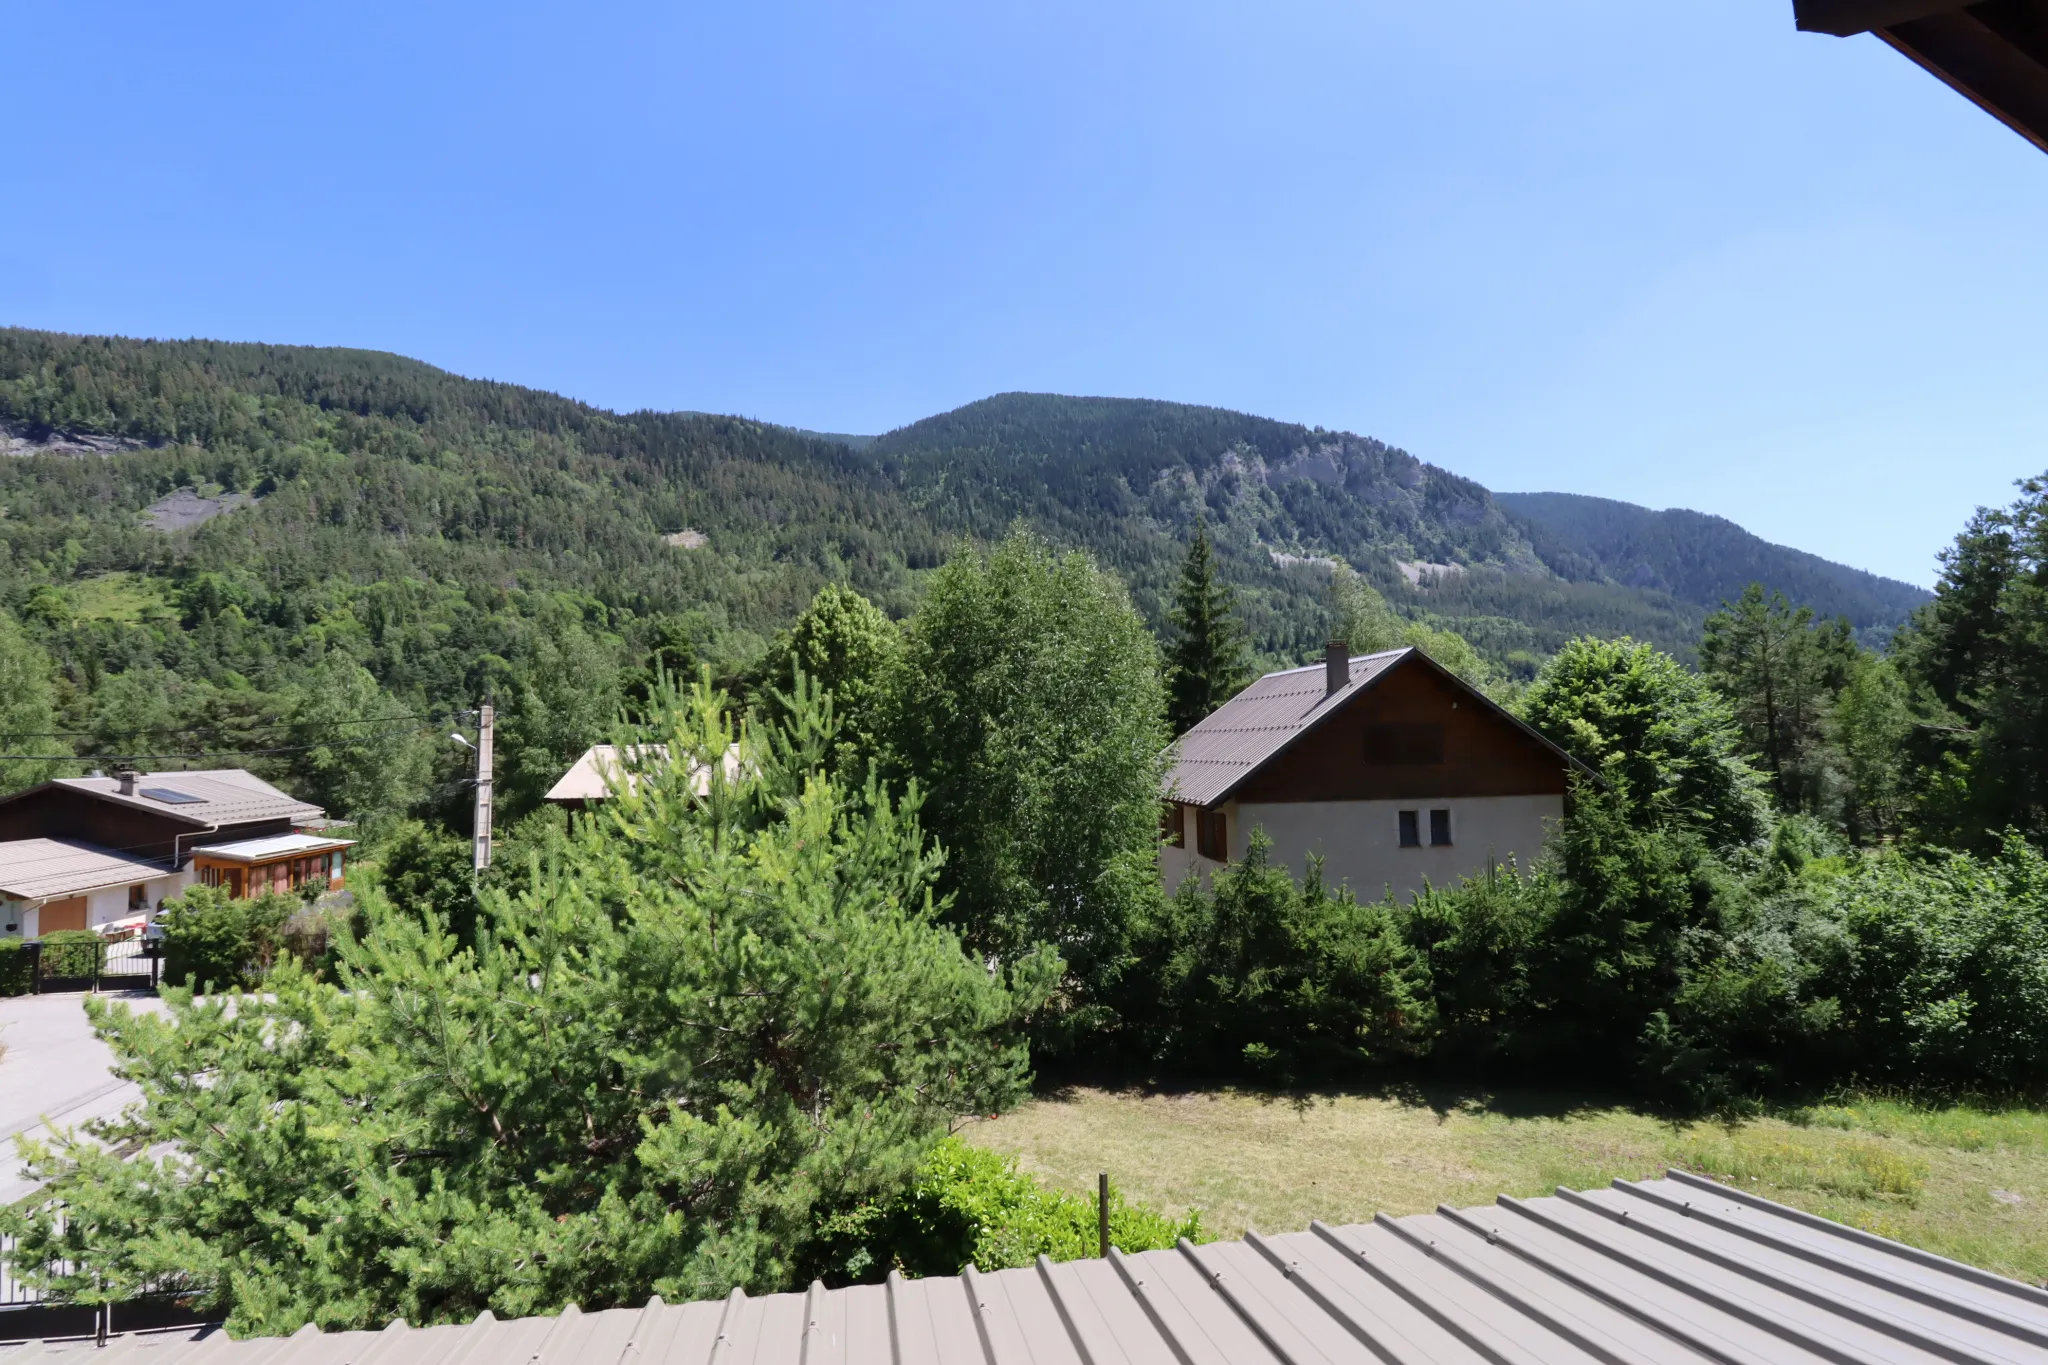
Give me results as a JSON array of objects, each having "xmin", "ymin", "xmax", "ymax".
[{"xmin": 963, "ymin": 1086, "xmax": 2048, "ymax": 1287}]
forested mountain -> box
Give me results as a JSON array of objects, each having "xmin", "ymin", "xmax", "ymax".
[
  {"xmin": 1497, "ymin": 491, "xmax": 1927, "ymax": 647},
  {"xmin": 0, "ymin": 327, "xmax": 1926, "ymax": 786}
]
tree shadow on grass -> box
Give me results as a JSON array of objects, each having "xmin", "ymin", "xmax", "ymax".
[{"xmin": 1026, "ymin": 1067, "xmax": 1663, "ymax": 1126}]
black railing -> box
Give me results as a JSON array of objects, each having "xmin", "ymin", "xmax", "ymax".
[
  {"xmin": 17, "ymin": 927, "xmax": 161, "ymax": 995},
  {"xmin": 0, "ymin": 1225, "xmax": 213, "ymax": 1344}
]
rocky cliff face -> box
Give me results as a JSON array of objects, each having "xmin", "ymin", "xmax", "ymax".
[{"xmin": 1, "ymin": 418, "xmax": 151, "ymax": 457}]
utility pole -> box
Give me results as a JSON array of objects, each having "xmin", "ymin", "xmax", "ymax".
[{"xmin": 472, "ymin": 703, "xmax": 494, "ymax": 872}]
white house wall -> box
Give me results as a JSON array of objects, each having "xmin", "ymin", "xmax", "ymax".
[
  {"xmin": 1240, "ymin": 795, "xmax": 1561, "ymax": 900},
  {"xmin": 1164, "ymin": 795, "xmax": 1562, "ymax": 902},
  {"xmin": 1160, "ymin": 805, "xmax": 1200, "ymax": 893},
  {"xmin": 4, "ymin": 870, "xmax": 193, "ymax": 939}
]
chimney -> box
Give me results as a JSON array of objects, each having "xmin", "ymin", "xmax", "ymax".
[
  {"xmin": 1325, "ymin": 640, "xmax": 1350, "ymax": 697},
  {"xmin": 115, "ymin": 767, "xmax": 138, "ymax": 797}
]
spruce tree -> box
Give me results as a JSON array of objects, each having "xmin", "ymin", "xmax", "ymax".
[{"xmin": 1165, "ymin": 521, "xmax": 1250, "ymax": 736}]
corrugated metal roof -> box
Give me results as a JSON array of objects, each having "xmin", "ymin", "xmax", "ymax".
[
  {"xmin": 1164, "ymin": 649, "xmax": 1411, "ymax": 807},
  {"xmin": 10, "ymin": 1171, "xmax": 2044, "ymax": 1362},
  {"xmin": 27, "ymin": 771, "xmax": 322, "ymax": 830},
  {"xmin": 189, "ymin": 834, "xmax": 354, "ymax": 862},
  {"xmin": 0, "ymin": 840, "xmax": 172, "ymax": 902},
  {"xmin": 1163, "ymin": 648, "xmax": 1594, "ymax": 809}
]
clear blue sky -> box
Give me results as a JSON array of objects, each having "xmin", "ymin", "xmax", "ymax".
[{"xmin": 6, "ymin": 1, "xmax": 2044, "ymax": 587}]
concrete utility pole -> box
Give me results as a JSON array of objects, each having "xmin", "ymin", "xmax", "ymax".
[{"xmin": 473, "ymin": 703, "xmax": 494, "ymax": 872}]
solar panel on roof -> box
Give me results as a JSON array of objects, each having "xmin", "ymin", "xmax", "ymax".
[{"xmin": 138, "ymin": 786, "xmax": 205, "ymax": 804}]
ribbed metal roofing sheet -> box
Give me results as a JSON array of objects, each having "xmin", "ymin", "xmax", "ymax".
[
  {"xmin": 1163, "ymin": 649, "xmax": 1409, "ymax": 807},
  {"xmin": 9, "ymin": 1172, "xmax": 2044, "ymax": 1362},
  {"xmin": 32, "ymin": 771, "xmax": 322, "ymax": 829},
  {"xmin": 0, "ymin": 839, "xmax": 172, "ymax": 901}
]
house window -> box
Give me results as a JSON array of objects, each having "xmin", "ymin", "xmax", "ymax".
[
  {"xmin": 1366, "ymin": 724, "xmax": 1445, "ymax": 765},
  {"xmin": 128, "ymin": 884, "xmax": 148, "ymax": 912},
  {"xmin": 1430, "ymin": 809, "xmax": 1453, "ymax": 847},
  {"xmin": 1196, "ymin": 808, "xmax": 1229, "ymax": 862},
  {"xmin": 1398, "ymin": 810, "xmax": 1420, "ymax": 848},
  {"xmin": 201, "ymin": 866, "xmax": 221, "ymax": 889},
  {"xmin": 1160, "ymin": 803, "xmax": 1184, "ymax": 848}
]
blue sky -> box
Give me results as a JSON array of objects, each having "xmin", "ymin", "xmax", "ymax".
[{"xmin": 5, "ymin": 1, "xmax": 2044, "ymax": 587}]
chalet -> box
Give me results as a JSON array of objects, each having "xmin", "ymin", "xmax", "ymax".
[
  {"xmin": 0, "ymin": 768, "xmax": 351, "ymax": 938},
  {"xmin": 1161, "ymin": 644, "xmax": 1589, "ymax": 902}
]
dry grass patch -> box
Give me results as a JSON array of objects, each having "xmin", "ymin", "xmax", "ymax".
[{"xmin": 964, "ymin": 1086, "xmax": 2048, "ymax": 1286}]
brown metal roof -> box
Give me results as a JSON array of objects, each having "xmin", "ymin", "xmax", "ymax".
[
  {"xmin": 0, "ymin": 839, "xmax": 170, "ymax": 902},
  {"xmin": 1162, "ymin": 648, "xmax": 1588, "ymax": 808},
  {"xmin": 1163, "ymin": 648, "xmax": 1409, "ymax": 807},
  {"xmin": 11, "ymin": 771, "xmax": 324, "ymax": 830},
  {"xmin": 9, "ymin": 1172, "xmax": 2046, "ymax": 1362},
  {"xmin": 1795, "ymin": 1, "xmax": 2048, "ymax": 154}
]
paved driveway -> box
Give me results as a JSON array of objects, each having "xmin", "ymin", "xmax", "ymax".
[{"xmin": 0, "ymin": 991, "xmax": 163, "ymax": 1205}]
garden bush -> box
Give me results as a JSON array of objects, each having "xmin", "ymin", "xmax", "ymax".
[
  {"xmin": 0, "ymin": 939, "xmax": 32, "ymax": 995},
  {"xmin": 810, "ymin": 1136, "xmax": 1204, "ymax": 1283},
  {"xmin": 1122, "ymin": 834, "xmax": 1430, "ymax": 1080},
  {"xmin": 159, "ymin": 887, "xmax": 297, "ymax": 991},
  {"xmin": 37, "ymin": 929, "xmax": 106, "ymax": 980}
]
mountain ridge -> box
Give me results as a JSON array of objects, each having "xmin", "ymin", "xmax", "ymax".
[
  {"xmin": 1495, "ymin": 490, "xmax": 1925, "ymax": 643},
  {"xmin": 0, "ymin": 329, "xmax": 1925, "ymax": 677}
]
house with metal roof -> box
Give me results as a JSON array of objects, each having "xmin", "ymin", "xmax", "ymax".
[
  {"xmin": 0, "ymin": 840, "xmax": 189, "ymax": 939},
  {"xmin": 6, "ymin": 1170, "xmax": 2045, "ymax": 1362},
  {"xmin": 1161, "ymin": 644, "xmax": 1589, "ymax": 901},
  {"xmin": 0, "ymin": 770, "xmax": 344, "ymax": 938}
]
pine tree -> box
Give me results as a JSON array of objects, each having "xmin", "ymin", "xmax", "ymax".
[
  {"xmin": 1165, "ymin": 521, "xmax": 1250, "ymax": 736},
  {"xmin": 2, "ymin": 676, "xmax": 1053, "ymax": 1333}
]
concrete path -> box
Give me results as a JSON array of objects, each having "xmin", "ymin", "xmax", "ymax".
[{"xmin": 0, "ymin": 991, "xmax": 164, "ymax": 1205}]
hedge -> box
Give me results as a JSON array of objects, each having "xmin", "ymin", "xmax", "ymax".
[
  {"xmin": 0, "ymin": 939, "xmax": 31, "ymax": 996},
  {"xmin": 37, "ymin": 930, "xmax": 107, "ymax": 980}
]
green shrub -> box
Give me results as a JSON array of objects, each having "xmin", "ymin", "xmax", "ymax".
[
  {"xmin": 1122, "ymin": 833, "xmax": 1430, "ymax": 1080},
  {"xmin": 38, "ymin": 929, "xmax": 106, "ymax": 979},
  {"xmin": 160, "ymin": 886, "xmax": 296, "ymax": 991},
  {"xmin": 0, "ymin": 939, "xmax": 31, "ymax": 995},
  {"xmin": 811, "ymin": 1137, "xmax": 1203, "ymax": 1284},
  {"xmin": 1822, "ymin": 835, "xmax": 2048, "ymax": 1092}
]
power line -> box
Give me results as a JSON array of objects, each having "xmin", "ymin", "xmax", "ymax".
[
  {"xmin": 0, "ymin": 711, "xmax": 450, "ymax": 742},
  {"xmin": 0, "ymin": 721, "xmax": 439, "ymax": 764}
]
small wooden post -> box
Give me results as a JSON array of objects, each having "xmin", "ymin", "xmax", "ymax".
[{"xmin": 1098, "ymin": 1172, "xmax": 1110, "ymax": 1258}]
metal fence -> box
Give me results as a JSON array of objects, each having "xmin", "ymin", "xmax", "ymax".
[
  {"xmin": 0, "ymin": 1230, "xmax": 41, "ymax": 1306},
  {"xmin": 102, "ymin": 931, "xmax": 153, "ymax": 987},
  {"xmin": 15, "ymin": 928, "xmax": 159, "ymax": 994}
]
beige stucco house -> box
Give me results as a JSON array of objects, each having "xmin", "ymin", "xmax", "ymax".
[{"xmin": 1161, "ymin": 645, "xmax": 1588, "ymax": 902}]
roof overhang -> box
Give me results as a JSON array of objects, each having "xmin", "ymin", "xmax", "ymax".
[
  {"xmin": 1794, "ymin": 1, "xmax": 2048, "ymax": 154},
  {"xmin": 1178, "ymin": 648, "xmax": 1598, "ymax": 810},
  {"xmin": 190, "ymin": 835, "xmax": 355, "ymax": 864}
]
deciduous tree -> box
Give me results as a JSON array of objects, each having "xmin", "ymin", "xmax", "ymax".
[{"xmin": 884, "ymin": 532, "xmax": 1167, "ymax": 1017}]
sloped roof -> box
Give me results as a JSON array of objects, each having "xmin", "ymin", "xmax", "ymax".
[
  {"xmin": 544, "ymin": 745, "xmax": 746, "ymax": 804},
  {"xmin": 1164, "ymin": 649, "xmax": 1408, "ymax": 807},
  {"xmin": 190, "ymin": 833, "xmax": 355, "ymax": 862},
  {"xmin": 1, "ymin": 770, "xmax": 323, "ymax": 829},
  {"xmin": 8, "ymin": 1172, "xmax": 2046, "ymax": 1361},
  {"xmin": 1794, "ymin": 1, "xmax": 2048, "ymax": 155},
  {"xmin": 0, "ymin": 839, "xmax": 170, "ymax": 901},
  {"xmin": 1163, "ymin": 648, "xmax": 1587, "ymax": 808}
]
